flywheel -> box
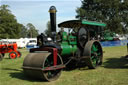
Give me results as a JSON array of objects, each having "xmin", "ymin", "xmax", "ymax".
[{"xmin": 77, "ymin": 27, "xmax": 89, "ymax": 49}]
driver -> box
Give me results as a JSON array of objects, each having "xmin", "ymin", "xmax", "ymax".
[{"xmin": 57, "ymin": 27, "xmax": 64, "ymax": 41}]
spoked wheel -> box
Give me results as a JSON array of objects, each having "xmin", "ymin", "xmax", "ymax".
[
  {"xmin": 83, "ymin": 40, "xmax": 103, "ymax": 69},
  {"xmin": 23, "ymin": 52, "xmax": 63, "ymax": 81},
  {"xmin": 0, "ymin": 53, "xmax": 4, "ymax": 61},
  {"xmin": 9, "ymin": 51, "xmax": 17, "ymax": 59},
  {"xmin": 17, "ymin": 51, "xmax": 21, "ymax": 58},
  {"xmin": 43, "ymin": 53, "xmax": 63, "ymax": 81},
  {"xmin": 77, "ymin": 27, "xmax": 89, "ymax": 49}
]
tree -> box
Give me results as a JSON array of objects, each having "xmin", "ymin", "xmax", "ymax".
[
  {"xmin": 0, "ymin": 5, "xmax": 21, "ymax": 39},
  {"xmin": 27, "ymin": 23, "xmax": 39, "ymax": 38},
  {"xmin": 76, "ymin": 0, "xmax": 128, "ymax": 34},
  {"xmin": 20, "ymin": 24, "xmax": 28, "ymax": 38},
  {"xmin": 44, "ymin": 21, "xmax": 51, "ymax": 36}
]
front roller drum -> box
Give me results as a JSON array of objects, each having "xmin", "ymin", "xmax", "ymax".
[
  {"xmin": 83, "ymin": 40, "xmax": 103, "ymax": 69},
  {"xmin": 23, "ymin": 52, "xmax": 63, "ymax": 81}
]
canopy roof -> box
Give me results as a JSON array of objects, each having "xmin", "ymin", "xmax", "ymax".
[{"xmin": 58, "ymin": 20, "xmax": 106, "ymax": 28}]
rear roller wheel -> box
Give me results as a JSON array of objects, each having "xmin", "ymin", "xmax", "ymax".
[
  {"xmin": 23, "ymin": 52, "xmax": 63, "ymax": 81},
  {"xmin": 83, "ymin": 40, "xmax": 103, "ymax": 69}
]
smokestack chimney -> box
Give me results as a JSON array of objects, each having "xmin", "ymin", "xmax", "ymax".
[{"xmin": 49, "ymin": 6, "xmax": 57, "ymax": 41}]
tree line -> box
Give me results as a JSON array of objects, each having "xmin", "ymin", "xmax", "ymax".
[
  {"xmin": 0, "ymin": 5, "xmax": 39, "ymax": 39},
  {"xmin": 76, "ymin": 0, "xmax": 128, "ymax": 34}
]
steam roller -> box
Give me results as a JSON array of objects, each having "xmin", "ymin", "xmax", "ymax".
[{"xmin": 22, "ymin": 6, "xmax": 106, "ymax": 81}]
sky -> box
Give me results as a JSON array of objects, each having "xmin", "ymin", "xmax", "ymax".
[{"xmin": 1, "ymin": 0, "xmax": 82, "ymax": 33}]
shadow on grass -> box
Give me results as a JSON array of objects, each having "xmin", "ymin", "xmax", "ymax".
[
  {"xmin": 103, "ymin": 56, "xmax": 128, "ymax": 69},
  {"xmin": 9, "ymin": 71, "xmax": 45, "ymax": 82},
  {"xmin": 2, "ymin": 67, "xmax": 45, "ymax": 82},
  {"xmin": 63, "ymin": 66, "xmax": 88, "ymax": 71},
  {"xmin": 3, "ymin": 57, "xmax": 18, "ymax": 60},
  {"xmin": 2, "ymin": 68, "xmax": 22, "ymax": 71},
  {"xmin": 63, "ymin": 62, "xmax": 89, "ymax": 71}
]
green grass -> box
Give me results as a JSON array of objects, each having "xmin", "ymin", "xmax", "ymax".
[{"xmin": 0, "ymin": 46, "xmax": 128, "ymax": 85}]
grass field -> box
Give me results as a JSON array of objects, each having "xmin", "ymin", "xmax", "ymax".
[{"xmin": 0, "ymin": 46, "xmax": 128, "ymax": 85}]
